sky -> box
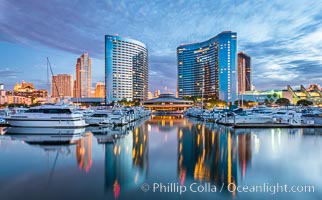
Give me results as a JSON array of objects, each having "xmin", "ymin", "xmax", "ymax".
[{"xmin": 0, "ymin": 0, "xmax": 322, "ymax": 94}]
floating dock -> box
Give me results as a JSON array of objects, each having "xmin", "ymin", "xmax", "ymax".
[{"xmin": 217, "ymin": 122, "xmax": 322, "ymax": 128}]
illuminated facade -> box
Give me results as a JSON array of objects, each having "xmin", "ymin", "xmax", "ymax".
[
  {"xmin": 243, "ymin": 84, "xmax": 322, "ymax": 105},
  {"xmin": 105, "ymin": 35, "xmax": 148, "ymax": 102},
  {"xmin": 1, "ymin": 95, "xmax": 32, "ymax": 105},
  {"xmin": 154, "ymin": 89, "xmax": 161, "ymax": 97},
  {"xmin": 94, "ymin": 82, "xmax": 105, "ymax": 98},
  {"xmin": 76, "ymin": 133, "xmax": 93, "ymax": 173},
  {"xmin": 7, "ymin": 81, "xmax": 48, "ymax": 103},
  {"xmin": 177, "ymin": 31, "xmax": 237, "ymax": 103},
  {"xmin": 51, "ymin": 74, "xmax": 73, "ymax": 98},
  {"xmin": 148, "ymin": 91, "xmax": 153, "ymax": 99},
  {"xmin": 142, "ymin": 93, "xmax": 193, "ymax": 113},
  {"xmin": 75, "ymin": 53, "xmax": 92, "ymax": 98},
  {"xmin": 237, "ymin": 52, "xmax": 251, "ymax": 93}
]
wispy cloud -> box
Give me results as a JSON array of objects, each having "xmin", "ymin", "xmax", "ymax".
[
  {"xmin": 0, "ymin": 68, "xmax": 22, "ymax": 79},
  {"xmin": 0, "ymin": 0, "xmax": 321, "ymax": 91}
]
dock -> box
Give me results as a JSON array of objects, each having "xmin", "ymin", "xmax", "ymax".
[{"xmin": 217, "ymin": 122, "xmax": 322, "ymax": 128}]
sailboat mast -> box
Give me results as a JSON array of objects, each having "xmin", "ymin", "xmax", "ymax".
[{"xmin": 47, "ymin": 57, "xmax": 60, "ymax": 98}]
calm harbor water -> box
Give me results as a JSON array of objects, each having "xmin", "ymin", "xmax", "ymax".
[{"xmin": 0, "ymin": 116, "xmax": 321, "ymax": 200}]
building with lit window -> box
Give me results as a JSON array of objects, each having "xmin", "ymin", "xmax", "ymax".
[
  {"xmin": 75, "ymin": 53, "xmax": 92, "ymax": 98},
  {"xmin": 177, "ymin": 31, "xmax": 237, "ymax": 103},
  {"xmin": 142, "ymin": 93, "xmax": 193, "ymax": 114},
  {"xmin": 76, "ymin": 133, "xmax": 92, "ymax": 173},
  {"xmin": 94, "ymin": 82, "xmax": 105, "ymax": 98},
  {"xmin": 154, "ymin": 89, "xmax": 161, "ymax": 98},
  {"xmin": 6, "ymin": 81, "xmax": 48, "ymax": 103},
  {"xmin": 105, "ymin": 35, "xmax": 148, "ymax": 102},
  {"xmin": 237, "ymin": 52, "xmax": 251, "ymax": 94},
  {"xmin": 51, "ymin": 74, "xmax": 73, "ymax": 98}
]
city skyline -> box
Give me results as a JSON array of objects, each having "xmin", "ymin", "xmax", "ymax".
[{"xmin": 0, "ymin": 0, "xmax": 321, "ymax": 93}]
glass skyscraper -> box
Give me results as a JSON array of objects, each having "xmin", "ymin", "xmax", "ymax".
[
  {"xmin": 177, "ymin": 31, "xmax": 237, "ymax": 103},
  {"xmin": 105, "ymin": 35, "xmax": 148, "ymax": 102}
]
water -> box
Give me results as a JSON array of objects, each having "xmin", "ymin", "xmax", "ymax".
[{"xmin": 0, "ymin": 116, "xmax": 321, "ymax": 200}]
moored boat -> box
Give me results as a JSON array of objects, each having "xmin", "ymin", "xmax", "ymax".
[
  {"xmin": 4, "ymin": 104, "xmax": 87, "ymax": 128},
  {"xmin": 85, "ymin": 110, "xmax": 111, "ymax": 125}
]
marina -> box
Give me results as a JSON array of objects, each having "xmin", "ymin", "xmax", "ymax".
[
  {"xmin": 0, "ymin": 115, "xmax": 321, "ymax": 200},
  {"xmin": 184, "ymin": 106, "xmax": 322, "ymax": 128},
  {"xmin": 1, "ymin": 1, "xmax": 321, "ymax": 200}
]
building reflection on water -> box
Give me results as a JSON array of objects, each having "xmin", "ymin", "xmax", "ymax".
[
  {"xmin": 178, "ymin": 121, "xmax": 253, "ymax": 194},
  {"xmin": 1, "ymin": 117, "xmax": 322, "ymax": 200},
  {"xmin": 148, "ymin": 115, "xmax": 186, "ymax": 143},
  {"xmin": 104, "ymin": 121, "xmax": 149, "ymax": 199},
  {"xmin": 76, "ymin": 132, "xmax": 93, "ymax": 173}
]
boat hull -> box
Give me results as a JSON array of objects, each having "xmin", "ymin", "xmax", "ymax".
[{"xmin": 5, "ymin": 118, "xmax": 87, "ymax": 128}]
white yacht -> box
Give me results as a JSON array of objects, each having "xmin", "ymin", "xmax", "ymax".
[
  {"xmin": 0, "ymin": 109, "xmax": 10, "ymax": 125},
  {"xmin": 201, "ymin": 108, "xmax": 222, "ymax": 121},
  {"xmin": 85, "ymin": 110, "xmax": 111, "ymax": 125},
  {"xmin": 4, "ymin": 127, "xmax": 84, "ymax": 145},
  {"xmin": 4, "ymin": 104, "xmax": 87, "ymax": 128},
  {"xmin": 272, "ymin": 110, "xmax": 302, "ymax": 125},
  {"xmin": 218, "ymin": 112, "xmax": 274, "ymax": 125},
  {"xmin": 109, "ymin": 109, "xmax": 128, "ymax": 126}
]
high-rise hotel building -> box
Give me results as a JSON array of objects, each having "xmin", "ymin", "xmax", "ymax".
[
  {"xmin": 94, "ymin": 82, "xmax": 105, "ymax": 98},
  {"xmin": 237, "ymin": 52, "xmax": 251, "ymax": 94},
  {"xmin": 177, "ymin": 31, "xmax": 237, "ymax": 103},
  {"xmin": 75, "ymin": 53, "xmax": 92, "ymax": 98},
  {"xmin": 105, "ymin": 35, "xmax": 148, "ymax": 102},
  {"xmin": 51, "ymin": 74, "xmax": 73, "ymax": 98}
]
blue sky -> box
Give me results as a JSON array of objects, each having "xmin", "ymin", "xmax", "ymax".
[{"xmin": 0, "ymin": 0, "xmax": 321, "ymax": 93}]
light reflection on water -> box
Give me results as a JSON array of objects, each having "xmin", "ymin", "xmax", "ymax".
[{"xmin": 0, "ymin": 116, "xmax": 321, "ymax": 200}]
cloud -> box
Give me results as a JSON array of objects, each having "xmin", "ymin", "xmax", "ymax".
[
  {"xmin": 0, "ymin": 68, "xmax": 22, "ymax": 79},
  {"xmin": 0, "ymin": 0, "xmax": 322, "ymax": 90},
  {"xmin": 0, "ymin": 68, "xmax": 23, "ymax": 89}
]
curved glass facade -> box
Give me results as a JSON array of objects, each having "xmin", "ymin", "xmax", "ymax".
[
  {"xmin": 177, "ymin": 31, "xmax": 237, "ymax": 103},
  {"xmin": 105, "ymin": 35, "xmax": 148, "ymax": 102}
]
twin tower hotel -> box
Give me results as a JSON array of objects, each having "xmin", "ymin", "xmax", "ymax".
[{"xmin": 105, "ymin": 31, "xmax": 241, "ymax": 103}]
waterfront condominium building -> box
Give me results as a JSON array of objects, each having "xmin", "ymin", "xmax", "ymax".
[
  {"xmin": 105, "ymin": 35, "xmax": 148, "ymax": 102},
  {"xmin": 237, "ymin": 52, "xmax": 251, "ymax": 94},
  {"xmin": 94, "ymin": 82, "xmax": 105, "ymax": 98},
  {"xmin": 75, "ymin": 52, "xmax": 92, "ymax": 98},
  {"xmin": 51, "ymin": 74, "xmax": 73, "ymax": 98},
  {"xmin": 177, "ymin": 31, "xmax": 237, "ymax": 103}
]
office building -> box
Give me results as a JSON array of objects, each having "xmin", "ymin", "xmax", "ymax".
[
  {"xmin": 237, "ymin": 52, "xmax": 251, "ymax": 94},
  {"xmin": 154, "ymin": 89, "xmax": 161, "ymax": 98},
  {"xmin": 105, "ymin": 35, "xmax": 148, "ymax": 102},
  {"xmin": 94, "ymin": 82, "xmax": 105, "ymax": 98},
  {"xmin": 148, "ymin": 91, "xmax": 153, "ymax": 100},
  {"xmin": 177, "ymin": 31, "xmax": 237, "ymax": 103},
  {"xmin": 51, "ymin": 74, "xmax": 73, "ymax": 98},
  {"xmin": 75, "ymin": 53, "xmax": 92, "ymax": 98}
]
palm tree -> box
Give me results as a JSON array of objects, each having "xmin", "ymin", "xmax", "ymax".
[{"xmin": 275, "ymin": 98, "xmax": 290, "ymax": 106}]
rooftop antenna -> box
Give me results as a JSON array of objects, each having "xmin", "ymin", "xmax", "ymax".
[{"xmin": 47, "ymin": 57, "xmax": 60, "ymax": 98}]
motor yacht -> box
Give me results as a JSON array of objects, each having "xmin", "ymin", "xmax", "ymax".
[
  {"xmin": 4, "ymin": 104, "xmax": 87, "ymax": 128},
  {"xmin": 85, "ymin": 110, "xmax": 111, "ymax": 125},
  {"xmin": 109, "ymin": 109, "xmax": 128, "ymax": 126},
  {"xmin": 217, "ymin": 110, "xmax": 274, "ymax": 125}
]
